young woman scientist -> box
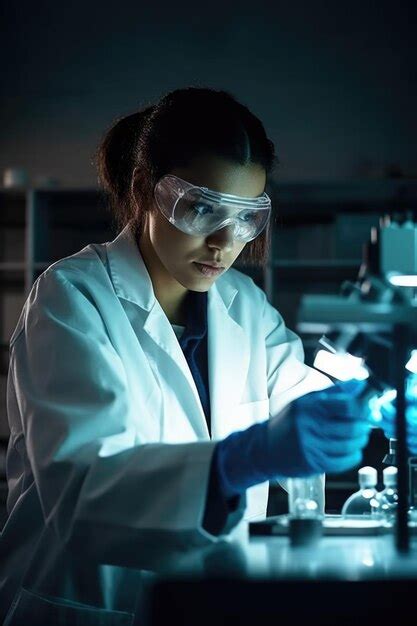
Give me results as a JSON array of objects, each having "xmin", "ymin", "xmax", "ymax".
[{"xmin": 0, "ymin": 88, "xmax": 371, "ymax": 624}]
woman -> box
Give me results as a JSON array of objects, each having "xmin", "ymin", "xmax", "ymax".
[{"xmin": 0, "ymin": 88, "xmax": 370, "ymax": 624}]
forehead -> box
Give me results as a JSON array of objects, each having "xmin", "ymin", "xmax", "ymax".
[{"xmin": 169, "ymin": 155, "xmax": 266, "ymax": 198}]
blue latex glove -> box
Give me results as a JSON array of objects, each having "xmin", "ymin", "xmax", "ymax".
[
  {"xmin": 378, "ymin": 376, "xmax": 417, "ymax": 454},
  {"xmin": 215, "ymin": 379, "xmax": 371, "ymax": 499}
]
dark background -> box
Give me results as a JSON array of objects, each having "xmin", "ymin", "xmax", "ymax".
[{"xmin": 1, "ymin": 0, "xmax": 416, "ymax": 188}]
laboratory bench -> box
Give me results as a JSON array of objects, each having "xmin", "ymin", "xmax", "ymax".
[{"xmin": 148, "ymin": 526, "xmax": 417, "ymax": 625}]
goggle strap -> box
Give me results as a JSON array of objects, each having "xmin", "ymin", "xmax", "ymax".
[{"xmin": 199, "ymin": 187, "xmax": 270, "ymax": 209}]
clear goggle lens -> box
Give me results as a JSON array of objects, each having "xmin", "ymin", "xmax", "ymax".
[{"xmin": 154, "ymin": 175, "xmax": 271, "ymax": 242}]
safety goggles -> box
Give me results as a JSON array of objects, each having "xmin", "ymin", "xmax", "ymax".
[{"xmin": 154, "ymin": 174, "xmax": 271, "ymax": 242}]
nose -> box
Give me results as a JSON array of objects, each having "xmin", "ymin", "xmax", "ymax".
[{"xmin": 205, "ymin": 224, "xmax": 235, "ymax": 253}]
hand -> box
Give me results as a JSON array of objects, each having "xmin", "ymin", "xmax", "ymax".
[
  {"xmin": 267, "ymin": 379, "xmax": 372, "ymax": 476},
  {"xmin": 214, "ymin": 379, "xmax": 372, "ymax": 500}
]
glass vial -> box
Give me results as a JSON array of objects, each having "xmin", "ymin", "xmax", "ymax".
[
  {"xmin": 341, "ymin": 466, "xmax": 378, "ymax": 516},
  {"xmin": 287, "ymin": 475, "xmax": 324, "ymax": 519},
  {"xmin": 375, "ymin": 466, "xmax": 398, "ymax": 523},
  {"xmin": 287, "ymin": 475, "xmax": 324, "ymax": 546}
]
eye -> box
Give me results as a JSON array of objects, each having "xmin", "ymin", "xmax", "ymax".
[
  {"xmin": 191, "ymin": 202, "xmax": 214, "ymax": 216},
  {"xmin": 238, "ymin": 211, "xmax": 256, "ymax": 223}
]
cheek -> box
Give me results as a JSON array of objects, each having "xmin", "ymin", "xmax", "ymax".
[
  {"xmin": 233, "ymin": 242, "xmax": 247, "ymax": 260},
  {"xmin": 150, "ymin": 213, "xmax": 178, "ymax": 248},
  {"xmin": 150, "ymin": 216, "xmax": 198, "ymax": 261}
]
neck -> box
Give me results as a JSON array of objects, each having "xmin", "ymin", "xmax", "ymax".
[{"xmin": 138, "ymin": 233, "xmax": 188, "ymax": 325}]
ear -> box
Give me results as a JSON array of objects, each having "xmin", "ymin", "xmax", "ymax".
[
  {"xmin": 130, "ymin": 167, "xmax": 155, "ymax": 235},
  {"xmin": 131, "ymin": 166, "xmax": 153, "ymax": 203}
]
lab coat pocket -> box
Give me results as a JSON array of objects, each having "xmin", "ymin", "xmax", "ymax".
[
  {"xmin": 4, "ymin": 587, "xmax": 134, "ymax": 626},
  {"xmin": 232, "ymin": 399, "xmax": 270, "ymax": 433}
]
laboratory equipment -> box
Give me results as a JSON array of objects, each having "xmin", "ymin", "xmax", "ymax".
[
  {"xmin": 287, "ymin": 476, "xmax": 323, "ymax": 546},
  {"xmin": 380, "ymin": 217, "xmax": 417, "ymax": 286},
  {"xmin": 249, "ymin": 514, "xmax": 388, "ymax": 536},
  {"xmin": 313, "ymin": 335, "xmax": 370, "ymax": 382},
  {"xmin": 297, "ymin": 218, "xmax": 417, "ymax": 551},
  {"xmin": 408, "ymin": 457, "xmax": 417, "ymax": 521},
  {"xmin": 370, "ymin": 466, "xmax": 398, "ymax": 523},
  {"xmin": 342, "ymin": 466, "xmax": 378, "ymax": 516},
  {"xmin": 287, "ymin": 475, "xmax": 324, "ymax": 518},
  {"xmin": 312, "ymin": 334, "xmax": 388, "ymax": 417},
  {"xmin": 383, "ymin": 437, "xmax": 397, "ymax": 465}
]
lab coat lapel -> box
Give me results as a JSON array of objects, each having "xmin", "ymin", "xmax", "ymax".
[
  {"xmin": 143, "ymin": 304, "xmax": 210, "ymax": 440},
  {"xmin": 208, "ymin": 281, "xmax": 250, "ymax": 439}
]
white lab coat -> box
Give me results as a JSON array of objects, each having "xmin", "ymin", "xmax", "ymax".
[{"xmin": 0, "ymin": 223, "xmax": 330, "ymax": 624}]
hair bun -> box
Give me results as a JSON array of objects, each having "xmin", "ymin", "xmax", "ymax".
[{"xmin": 95, "ymin": 106, "xmax": 154, "ymax": 197}]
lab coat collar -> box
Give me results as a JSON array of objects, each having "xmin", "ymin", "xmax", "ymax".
[
  {"xmin": 105, "ymin": 222, "xmax": 239, "ymax": 312},
  {"xmin": 106, "ymin": 222, "xmax": 156, "ymax": 311}
]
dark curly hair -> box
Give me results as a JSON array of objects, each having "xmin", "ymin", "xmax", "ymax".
[{"xmin": 94, "ymin": 87, "xmax": 277, "ymax": 266}]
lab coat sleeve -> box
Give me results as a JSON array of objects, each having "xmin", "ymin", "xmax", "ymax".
[{"xmin": 9, "ymin": 269, "xmax": 226, "ymax": 566}]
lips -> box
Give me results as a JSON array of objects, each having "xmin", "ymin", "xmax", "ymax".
[
  {"xmin": 193, "ymin": 262, "xmax": 225, "ymax": 277},
  {"xmin": 196, "ymin": 261, "xmax": 225, "ymax": 269}
]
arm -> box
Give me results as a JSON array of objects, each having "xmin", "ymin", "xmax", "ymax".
[
  {"xmin": 10, "ymin": 270, "xmax": 234, "ymax": 565},
  {"xmin": 209, "ymin": 287, "xmax": 370, "ymax": 502}
]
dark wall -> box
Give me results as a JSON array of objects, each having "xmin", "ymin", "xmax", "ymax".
[{"xmin": 1, "ymin": 0, "xmax": 416, "ymax": 188}]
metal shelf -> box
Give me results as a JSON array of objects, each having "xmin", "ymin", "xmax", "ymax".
[
  {"xmin": 0, "ymin": 189, "xmax": 27, "ymax": 231},
  {"xmin": 0, "ymin": 344, "xmax": 9, "ymax": 376},
  {"xmin": 272, "ymin": 259, "xmax": 360, "ymax": 268},
  {"xmin": 0, "ymin": 263, "xmax": 25, "ymax": 271},
  {"xmin": 269, "ymin": 178, "xmax": 417, "ymax": 214}
]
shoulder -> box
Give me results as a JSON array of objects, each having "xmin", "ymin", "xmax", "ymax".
[
  {"xmin": 42, "ymin": 242, "xmax": 108, "ymax": 289},
  {"xmin": 34, "ymin": 242, "xmax": 110, "ymax": 298},
  {"xmin": 10, "ymin": 244, "xmax": 110, "ymax": 346}
]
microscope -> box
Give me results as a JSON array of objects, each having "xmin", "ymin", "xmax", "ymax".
[{"xmin": 298, "ymin": 214, "xmax": 417, "ymax": 551}]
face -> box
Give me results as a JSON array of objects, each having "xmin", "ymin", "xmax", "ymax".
[{"xmin": 138, "ymin": 155, "xmax": 266, "ymax": 293}]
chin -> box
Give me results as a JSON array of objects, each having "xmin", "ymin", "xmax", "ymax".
[
  {"xmin": 181, "ymin": 277, "xmax": 211, "ymax": 292},
  {"xmin": 176, "ymin": 271, "xmax": 214, "ymax": 292},
  {"xmin": 189, "ymin": 283, "xmax": 211, "ymax": 292}
]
